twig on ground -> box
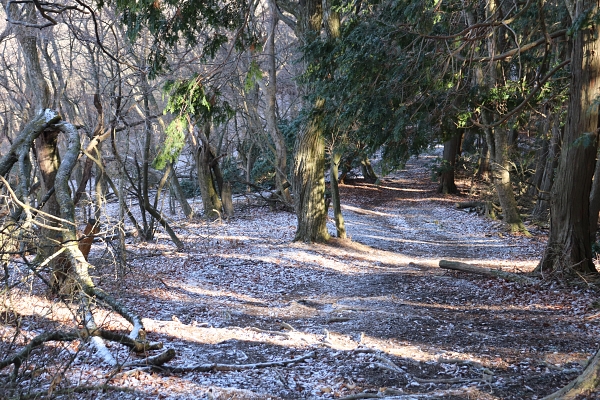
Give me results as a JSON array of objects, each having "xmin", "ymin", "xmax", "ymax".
[
  {"xmin": 14, "ymin": 384, "xmax": 138, "ymax": 400},
  {"xmin": 248, "ymin": 326, "xmax": 292, "ymax": 337},
  {"xmin": 154, "ymin": 351, "xmax": 316, "ymax": 373}
]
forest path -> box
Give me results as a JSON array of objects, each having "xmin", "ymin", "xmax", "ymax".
[
  {"xmin": 338, "ymin": 152, "xmax": 542, "ymax": 271},
  {"xmin": 83, "ymin": 153, "xmax": 599, "ymax": 400}
]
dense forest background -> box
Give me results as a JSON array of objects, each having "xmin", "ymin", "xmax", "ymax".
[{"xmin": 1, "ymin": 0, "xmax": 600, "ymax": 398}]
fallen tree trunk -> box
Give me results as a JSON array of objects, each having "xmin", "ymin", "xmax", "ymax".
[
  {"xmin": 455, "ymin": 201, "xmax": 485, "ymax": 209},
  {"xmin": 439, "ymin": 260, "xmax": 537, "ymax": 284}
]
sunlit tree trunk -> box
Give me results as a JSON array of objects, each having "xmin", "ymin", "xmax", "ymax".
[
  {"xmin": 489, "ymin": 124, "xmax": 528, "ymax": 233},
  {"xmin": 480, "ymin": 0, "xmax": 528, "ymax": 234},
  {"xmin": 294, "ymin": 98, "xmax": 330, "ymax": 242},
  {"xmin": 538, "ymin": 0, "xmax": 600, "ymax": 276},
  {"xmin": 330, "ymin": 149, "xmax": 346, "ymax": 238},
  {"xmin": 293, "ymin": 0, "xmax": 330, "ymax": 242},
  {"xmin": 360, "ymin": 157, "xmax": 377, "ymax": 183}
]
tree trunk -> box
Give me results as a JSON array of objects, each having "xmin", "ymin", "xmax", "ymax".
[
  {"xmin": 294, "ymin": 98, "xmax": 330, "ymax": 243},
  {"xmin": 93, "ymin": 145, "xmax": 108, "ymax": 221},
  {"xmin": 541, "ymin": 347, "xmax": 600, "ymax": 399},
  {"xmin": 263, "ymin": 0, "xmax": 292, "ymax": 205},
  {"xmin": 360, "ymin": 157, "xmax": 377, "ymax": 183},
  {"xmin": 538, "ymin": 0, "xmax": 600, "ymax": 276},
  {"xmin": 12, "ymin": 3, "xmax": 67, "ymax": 286},
  {"xmin": 527, "ymin": 120, "xmax": 550, "ymax": 199},
  {"xmin": 438, "ymin": 132, "xmax": 462, "ymax": 194},
  {"xmin": 589, "ymin": 150, "xmax": 600, "ymax": 244},
  {"xmin": 140, "ymin": 73, "xmax": 155, "ymax": 240},
  {"xmin": 222, "ymin": 182, "xmax": 234, "ymax": 219},
  {"xmin": 169, "ymin": 165, "xmax": 194, "ymax": 219},
  {"xmin": 476, "ymin": 137, "xmax": 491, "ymax": 181},
  {"xmin": 532, "ymin": 114, "xmax": 562, "ymax": 222},
  {"xmin": 289, "ymin": 0, "xmax": 331, "ymax": 242},
  {"xmin": 493, "ymin": 126, "xmax": 528, "ymax": 234},
  {"xmin": 330, "ymin": 150, "xmax": 346, "ymax": 239},
  {"xmin": 483, "ymin": 120, "xmax": 529, "ymax": 234},
  {"xmin": 196, "ymin": 122, "xmax": 222, "ymax": 218}
]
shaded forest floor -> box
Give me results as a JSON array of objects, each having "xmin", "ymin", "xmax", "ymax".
[{"xmin": 3, "ymin": 153, "xmax": 600, "ymax": 399}]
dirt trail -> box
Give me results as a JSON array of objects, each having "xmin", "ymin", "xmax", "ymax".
[
  {"xmin": 93, "ymin": 155, "xmax": 599, "ymax": 400},
  {"xmin": 6, "ymin": 154, "xmax": 600, "ymax": 400},
  {"xmin": 91, "ymin": 153, "xmax": 596, "ymax": 400},
  {"xmin": 340, "ymin": 153, "xmax": 542, "ymax": 268}
]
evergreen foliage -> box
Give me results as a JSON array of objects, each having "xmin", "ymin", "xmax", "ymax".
[
  {"xmin": 99, "ymin": 0, "xmax": 250, "ymax": 74},
  {"xmin": 299, "ymin": 0, "xmax": 570, "ymax": 171}
]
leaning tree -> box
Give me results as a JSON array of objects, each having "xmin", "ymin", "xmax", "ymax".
[{"xmin": 0, "ymin": 0, "xmax": 248, "ymax": 390}]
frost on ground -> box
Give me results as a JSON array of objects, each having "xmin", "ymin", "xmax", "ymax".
[{"xmin": 2, "ymin": 155, "xmax": 600, "ymax": 399}]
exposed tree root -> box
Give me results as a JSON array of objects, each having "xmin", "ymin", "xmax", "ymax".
[{"xmin": 541, "ymin": 347, "xmax": 600, "ymax": 399}]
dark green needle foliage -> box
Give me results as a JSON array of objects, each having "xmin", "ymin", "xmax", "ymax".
[
  {"xmin": 98, "ymin": 0, "xmax": 249, "ymax": 75},
  {"xmin": 153, "ymin": 75, "xmax": 233, "ymax": 170}
]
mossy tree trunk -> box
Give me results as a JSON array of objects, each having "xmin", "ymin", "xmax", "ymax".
[
  {"xmin": 13, "ymin": 2, "xmax": 66, "ymax": 281},
  {"xmin": 486, "ymin": 124, "xmax": 529, "ymax": 234},
  {"xmin": 294, "ymin": 98, "xmax": 330, "ymax": 242},
  {"xmin": 478, "ymin": 0, "xmax": 528, "ymax": 235},
  {"xmin": 196, "ymin": 122, "xmax": 223, "ymax": 218},
  {"xmin": 169, "ymin": 164, "xmax": 194, "ymax": 219},
  {"xmin": 360, "ymin": 157, "xmax": 377, "ymax": 183},
  {"xmin": 291, "ymin": 0, "xmax": 331, "ymax": 242}
]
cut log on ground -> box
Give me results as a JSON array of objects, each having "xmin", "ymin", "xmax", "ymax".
[
  {"xmin": 439, "ymin": 260, "xmax": 537, "ymax": 284},
  {"xmin": 455, "ymin": 201, "xmax": 485, "ymax": 209},
  {"xmin": 455, "ymin": 201, "xmax": 500, "ymax": 219}
]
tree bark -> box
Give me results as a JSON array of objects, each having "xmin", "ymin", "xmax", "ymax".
[
  {"xmin": 527, "ymin": 118, "xmax": 551, "ymax": 199},
  {"xmin": 489, "ymin": 125, "xmax": 529, "ymax": 234},
  {"xmin": 360, "ymin": 156, "xmax": 377, "ymax": 183},
  {"xmin": 330, "ymin": 150, "xmax": 346, "ymax": 239},
  {"xmin": 292, "ymin": 0, "xmax": 330, "ymax": 242},
  {"xmin": 541, "ymin": 347, "xmax": 600, "ymax": 399},
  {"xmin": 294, "ymin": 98, "xmax": 330, "ymax": 242},
  {"xmin": 263, "ymin": 0, "xmax": 292, "ymax": 205},
  {"xmin": 475, "ymin": 137, "xmax": 491, "ymax": 181},
  {"xmin": 589, "ymin": 149, "xmax": 600, "ymax": 244},
  {"xmin": 438, "ymin": 132, "xmax": 462, "ymax": 194},
  {"xmin": 532, "ymin": 114, "xmax": 562, "ymax": 222},
  {"xmin": 12, "ymin": 3, "xmax": 67, "ymax": 284},
  {"xmin": 196, "ymin": 122, "xmax": 223, "ymax": 217},
  {"xmin": 169, "ymin": 165, "xmax": 194, "ymax": 219},
  {"xmin": 222, "ymin": 182, "xmax": 234, "ymax": 219},
  {"xmin": 538, "ymin": 0, "xmax": 600, "ymax": 276}
]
